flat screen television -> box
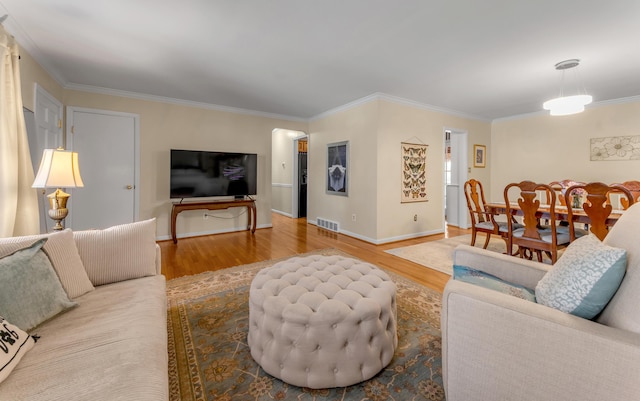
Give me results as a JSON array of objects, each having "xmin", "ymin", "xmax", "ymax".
[{"xmin": 170, "ymin": 149, "xmax": 257, "ymax": 199}]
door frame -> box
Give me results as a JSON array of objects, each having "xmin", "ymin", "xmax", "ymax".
[
  {"xmin": 444, "ymin": 127, "xmax": 469, "ymax": 229},
  {"xmin": 65, "ymin": 107, "xmax": 141, "ymax": 228},
  {"xmin": 291, "ymin": 132, "xmax": 308, "ymax": 219}
]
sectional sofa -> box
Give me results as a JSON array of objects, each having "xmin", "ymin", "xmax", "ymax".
[{"xmin": 0, "ymin": 219, "xmax": 168, "ymax": 401}]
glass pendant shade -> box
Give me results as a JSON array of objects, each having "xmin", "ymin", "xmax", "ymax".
[{"xmin": 543, "ymin": 94, "xmax": 593, "ymax": 116}]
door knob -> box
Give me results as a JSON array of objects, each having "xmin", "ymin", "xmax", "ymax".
[{"xmin": 126, "ymin": 185, "xmax": 133, "ymax": 190}]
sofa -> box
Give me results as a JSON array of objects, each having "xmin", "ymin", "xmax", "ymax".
[
  {"xmin": 0, "ymin": 219, "xmax": 168, "ymax": 401},
  {"xmin": 441, "ymin": 201, "xmax": 640, "ymax": 401}
]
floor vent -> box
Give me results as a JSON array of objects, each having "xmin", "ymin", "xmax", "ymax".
[{"xmin": 317, "ymin": 217, "xmax": 340, "ymax": 232}]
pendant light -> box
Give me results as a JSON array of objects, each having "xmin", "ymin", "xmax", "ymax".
[{"xmin": 543, "ymin": 59, "xmax": 592, "ymax": 116}]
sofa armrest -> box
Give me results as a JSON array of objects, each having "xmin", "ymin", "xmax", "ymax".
[
  {"xmin": 442, "ymin": 279, "xmax": 640, "ymax": 401},
  {"xmin": 155, "ymin": 244, "xmax": 161, "ymax": 275},
  {"xmin": 453, "ymin": 244, "xmax": 550, "ymax": 289}
]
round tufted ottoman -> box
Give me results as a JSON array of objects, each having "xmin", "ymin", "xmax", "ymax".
[{"xmin": 247, "ymin": 254, "xmax": 397, "ymax": 389}]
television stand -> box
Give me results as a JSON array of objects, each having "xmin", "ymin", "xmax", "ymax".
[{"xmin": 171, "ymin": 199, "xmax": 256, "ymax": 244}]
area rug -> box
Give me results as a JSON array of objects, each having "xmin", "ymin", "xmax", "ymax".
[
  {"xmin": 385, "ymin": 234, "xmax": 506, "ymax": 275},
  {"xmin": 167, "ymin": 249, "xmax": 444, "ymax": 401}
]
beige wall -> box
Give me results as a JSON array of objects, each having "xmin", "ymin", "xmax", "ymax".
[
  {"xmin": 308, "ymin": 98, "xmax": 492, "ymax": 243},
  {"xmin": 62, "ymin": 90, "xmax": 307, "ymax": 239},
  {"xmin": 308, "ymin": 100, "xmax": 380, "ymax": 241},
  {"xmin": 490, "ymin": 101, "xmax": 640, "ymax": 202},
  {"xmin": 376, "ymin": 100, "xmax": 492, "ymax": 241}
]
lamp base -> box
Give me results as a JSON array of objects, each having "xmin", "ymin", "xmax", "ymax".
[{"xmin": 47, "ymin": 188, "xmax": 70, "ymax": 231}]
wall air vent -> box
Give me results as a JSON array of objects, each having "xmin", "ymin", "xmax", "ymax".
[{"xmin": 317, "ymin": 217, "xmax": 340, "ymax": 233}]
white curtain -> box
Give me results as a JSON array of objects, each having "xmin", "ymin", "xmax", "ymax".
[{"xmin": 0, "ymin": 25, "xmax": 39, "ymax": 237}]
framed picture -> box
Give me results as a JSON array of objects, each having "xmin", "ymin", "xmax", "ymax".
[
  {"xmin": 326, "ymin": 141, "xmax": 348, "ymax": 196},
  {"xmin": 474, "ymin": 144, "xmax": 486, "ymax": 168},
  {"xmin": 401, "ymin": 142, "xmax": 428, "ymax": 202}
]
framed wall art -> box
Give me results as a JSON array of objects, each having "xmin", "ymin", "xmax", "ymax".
[
  {"xmin": 326, "ymin": 141, "xmax": 348, "ymax": 196},
  {"xmin": 590, "ymin": 135, "xmax": 640, "ymax": 161},
  {"xmin": 473, "ymin": 144, "xmax": 486, "ymax": 168},
  {"xmin": 401, "ymin": 142, "xmax": 428, "ymax": 202}
]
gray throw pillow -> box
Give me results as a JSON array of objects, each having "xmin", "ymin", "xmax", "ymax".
[{"xmin": 0, "ymin": 239, "xmax": 77, "ymax": 331}]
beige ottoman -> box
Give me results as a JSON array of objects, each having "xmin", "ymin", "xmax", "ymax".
[{"xmin": 247, "ymin": 254, "xmax": 397, "ymax": 389}]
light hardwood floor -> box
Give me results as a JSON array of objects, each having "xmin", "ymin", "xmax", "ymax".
[{"xmin": 159, "ymin": 213, "xmax": 470, "ymax": 293}]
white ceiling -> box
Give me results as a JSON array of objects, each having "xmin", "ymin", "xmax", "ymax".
[{"xmin": 2, "ymin": 0, "xmax": 640, "ymax": 121}]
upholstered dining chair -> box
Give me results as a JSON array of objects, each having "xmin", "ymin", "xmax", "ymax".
[
  {"xmin": 548, "ymin": 179, "xmax": 585, "ymax": 206},
  {"xmin": 504, "ymin": 181, "xmax": 570, "ymax": 264},
  {"xmin": 565, "ymin": 182, "xmax": 634, "ymax": 241},
  {"xmin": 464, "ymin": 179, "xmax": 522, "ymax": 250}
]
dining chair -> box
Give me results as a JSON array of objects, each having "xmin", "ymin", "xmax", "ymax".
[
  {"xmin": 548, "ymin": 179, "xmax": 585, "ymax": 207},
  {"xmin": 464, "ymin": 179, "xmax": 521, "ymax": 250},
  {"xmin": 565, "ymin": 182, "xmax": 634, "ymax": 241},
  {"xmin": 611, "ymin": 180, "xmax": 640, "ymax": 210},
  {"xmin": 504, "ymin": 180, "xmax": 570, "ymax": 264}
]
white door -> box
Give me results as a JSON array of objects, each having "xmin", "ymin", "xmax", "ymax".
[{"xmin": 66, "ymin": 107, "xmax": 139, "ymax": 230}]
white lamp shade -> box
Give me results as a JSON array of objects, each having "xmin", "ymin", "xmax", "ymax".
[{"xmin": 32, "ymin": 149, "xmax": 84, "ymax": 189}]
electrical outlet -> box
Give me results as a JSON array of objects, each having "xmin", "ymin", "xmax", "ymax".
[
  {"xmin": 414, "ymin": 214, "xmax": 418, "ymax": 221},
  {"xmin": 203, "ymin": 212, "xmax": 209, "ymax": 220},
  {"xmin": 352, "ymin": 214, "xmax": 356, "ymax": 222}
]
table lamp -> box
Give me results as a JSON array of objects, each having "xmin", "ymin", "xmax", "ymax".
[{"xmin": 32, "ymin": 148, "xmax": 84, "ymax": 231}]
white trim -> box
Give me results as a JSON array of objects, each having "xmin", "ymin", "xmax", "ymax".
[
  {"xmin": 65, "ymin": 83, "xmax": 307, "ymax": 123},
  {"xmin": 272, "ymin": 183, "xmax": 293, "ymax": 188},
  {"xmin": 310, "ymin": 93, "xmax": 381, "ymax": 121},
  {"xmin": 308, "ymin": 220, "xmax": 443, "ymax": 245},
  {"xmin": 377, "ymin": 93, "xmax": 490, "ymax": 122},
  {"xmin": 271, "ymin": 209, "xmax": 293, "ymax": 218},
  {"xmin": 493, "ymin": 95, "xmax": 640, "ymax": 123},
  {"xmin": 156, "ymin": 223, "xmax": 272, "ymax": 241},
  {"xmin": 310, "ymin": 92, "xmax": 490, "ymax": 122},
  {"xmin": 2, "ymin": 17, "xmax": 68, "ymax": 87}
]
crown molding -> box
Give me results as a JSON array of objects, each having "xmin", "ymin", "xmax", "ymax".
[
  {"xmin": 310, "ymin": 92, "xmax": 490, "ymax": 122},
  {"xmin": 64, "ymin": 83, "xmax": 308, "ymax": 123},
  {"xmin": 493, "ymin": 95, "xmax": 640, "ymax": 123},
  {"xmin": 2, "ymin": 16, "xmax": 68, "ymax": 88}
]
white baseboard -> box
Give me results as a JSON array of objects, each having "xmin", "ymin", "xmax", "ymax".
[
  {"xmin": 156, "ymin": 223, "xmax": 273, "ymax": 241},
  {"xmin": 308, "ymin": 220, "xmax": 443, "ymax": 245},
  {"xmin": 271, "ymin": 209, "xmax": 293, "ymax": 218}
]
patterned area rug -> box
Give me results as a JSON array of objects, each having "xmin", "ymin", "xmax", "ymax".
[
  {"xmin": 167, "ymin": 249, "xmax": 444, "ymax": 401},
  {"xmin": 385, "ymin": 234, "xmax": 507, "ymax": 275}
]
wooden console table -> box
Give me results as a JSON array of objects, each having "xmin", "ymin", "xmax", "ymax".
[{"xmin": 171, "ymin": 199, "xmax": 256, "ymax": 244}]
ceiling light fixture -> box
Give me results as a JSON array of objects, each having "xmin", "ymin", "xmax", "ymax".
[{"xmin": 543, "ymin": 59, "xmax": 592, "ymax": 116}]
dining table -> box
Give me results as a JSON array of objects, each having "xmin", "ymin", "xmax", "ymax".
[{"xmin": 485, "ymin": 202, "xmax": 624, "ymax": 227}]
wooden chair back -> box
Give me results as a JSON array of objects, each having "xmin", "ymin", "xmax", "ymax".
[
  {"xmin": 464, "ymin": 179, "xmax": 488, "ymax": 223},
  {"xmin": 464, "ymin": 179, "xmax": 507, "ymax": 249},
  {"xmin": 504, "ymin": 181, "xmax": 564, "ymax": 263},
  {"xmin": 615, "ymin": 181, "xmax": 640, "ymax": 210},
  {"xmin": 548, "ymin": 180, "xmax": 585, "ymax": 206},
  {"xmin": 565, "ymin": 182, "xmax": 634, "ymax": 241}
]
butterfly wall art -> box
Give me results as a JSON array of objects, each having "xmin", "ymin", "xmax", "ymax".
[{"xmin": 401, "ymin": 142, "xmax": 428, "ymax": 203}]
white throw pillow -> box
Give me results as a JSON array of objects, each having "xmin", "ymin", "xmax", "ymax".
[
  {"xmin": 0, "ymin": 229, "xmax": 95, "ymax": 299},
  {"xmin": 536, "ymin": 235, "xmax": 627, "ymax": 319},
  {"xmin": 0, "ymin": 316, "xmax": 35, "ymax": 383},
  {"xmin": 73, "ymin": 219, "xmax": 157, "ymax": 286}
]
